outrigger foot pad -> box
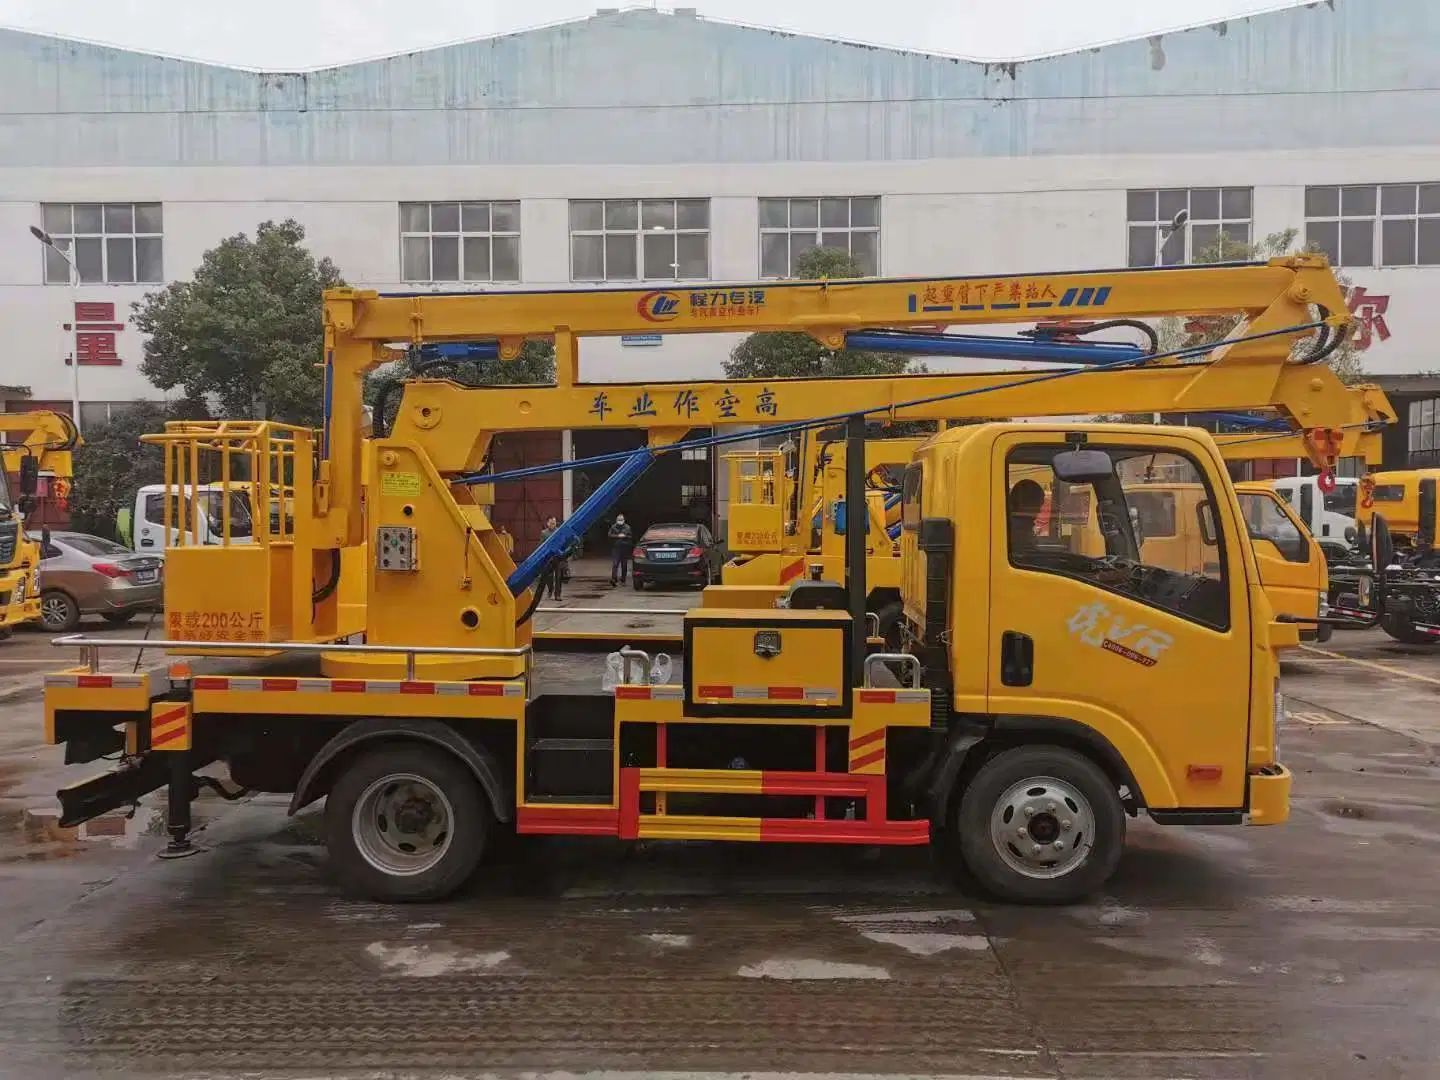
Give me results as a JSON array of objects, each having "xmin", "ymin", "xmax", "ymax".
[{"xmin": 157, "ymin": 839, "xmax": 204, "ymax": 860}]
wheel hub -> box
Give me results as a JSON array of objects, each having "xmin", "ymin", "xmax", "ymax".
[
  {"xmin": 352, "ymin": 773, "xmax": 455, "ymax": 877},
  {"xmin": 989, "ymin": 774, "xmax": 1096, "ymax": 880}
]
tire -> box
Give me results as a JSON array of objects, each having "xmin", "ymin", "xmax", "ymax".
[
  {"xmin": 101, "ymin": 611, "xmax": 137, "ymax": 625},
  {"xmin": 955, "ymin": 745, "xmax": 1125, "ymax": 905},
  {"xmin": 0, "ymin": 627, "xmax": 11, "ymax": 642},
  {"xmin": 40, "ymin": 590, "xmax": 80, "ymax": 633},
  {"xmin": 1315, "ymin": 621, "xmax": 1333, "ymax": 644},
  {"xmin": 325, "ymin": 743, "xmax": 491, "ymax": 902},
  {"xmin": 874, "ymin": 600, "xmax": 903, "ymax": 650},
  {"xmin": 633, "ymin": 577, "xmax": 645, "ymax": 591},
  {"xmin": 1381, "ymin": 614, "xmax": 1434, "ymax": 646}
]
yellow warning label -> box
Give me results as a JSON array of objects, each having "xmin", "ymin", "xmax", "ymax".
[{"xmin": 381, "ymin": 471, "xmax": 423, "ymax": 497}]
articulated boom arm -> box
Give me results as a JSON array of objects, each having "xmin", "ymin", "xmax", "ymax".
[
  {"xmin": 321, "ymin": 258, "xmax": 1357, "ymax": 547},
  {"xmin": 0, "ymin": 410, "xmax": 81, "ymax": 480}
]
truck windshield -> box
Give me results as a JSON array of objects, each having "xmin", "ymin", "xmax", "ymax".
[
  {"xmin": 1323, "ymin": 483, "xmax": 1357, "ymax": 517},
  {"xmin": 1238, "ymin": 492, "xmax": 1308, "ymax": 563},
  {"xmin": 0, "ymin": 467, "xmax": 11, "ymax": 517},
  {"xmin": 201, "ymin": 491, "xmax": 254, "ymax": 538}
]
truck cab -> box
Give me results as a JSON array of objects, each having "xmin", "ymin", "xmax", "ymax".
[
  {"xmin": 1234, "ymin": 482, "xmax": 1330, "ymax": 643},
  {"xmin": 1268, "ymin": 475, "xmax": 1359, "ymax": 559},
  {"xmin": 0, "ymin": 465, "xmax": 41, "ymax": 636},
  {"xmin": 899, "ymin": 423, "xmax": 1288, "ymax": 900}
]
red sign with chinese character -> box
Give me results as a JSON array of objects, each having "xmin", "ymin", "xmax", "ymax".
[
  {"xmin": 65, "ymin": 301, "xmax": 124, "ymax": 366},
  {"xmin": 1345, "ymin": 286, "xmax": 1392, "ymax": 352}
]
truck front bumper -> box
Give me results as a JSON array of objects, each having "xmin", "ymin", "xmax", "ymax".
[
  {"xmin": 1246, "ymin": 763, "xmax": 1292, "ymax": 825},
  {"xmin": 0, "ymin": 568, "xmax": 39, "ymax": 629}
]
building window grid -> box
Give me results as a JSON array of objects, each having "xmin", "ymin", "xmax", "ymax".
[
  {"xmin": 1126, "ymin": 188, "xmax": 1253, "ymax": 267},
  {"xmin": 1305, "ymin": 184, "xmax": 1440, "ymax": 268},
  {"xmin": 680, "ymin": 483, "xmax": 709, "ymax": 507},
  {"xmin": 569, "ymin": 199, "xmax": 710, "ymax": 282},
  {"xmin": 759, "ymin": 196, "xmax": 880, "ymax": 278},
  {"xmin": 1408, "ymin": 398, "xmax": 1440, "ymax": 462},
  {"xmin": 40, "ymin": 203, "xmax": 163, "ymax": 285},
  {"xmin": 681, "ymin": 446, "xmax": 708, "ymax": 461},
  {"xmin": 399, "ymin": 201, "xmax": 520, "ymax": 283}
]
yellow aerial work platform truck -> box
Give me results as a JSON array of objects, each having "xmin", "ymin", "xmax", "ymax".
[{"xmin": 42, "ymin": 257, "xmax": 1389, "ymax": 905}]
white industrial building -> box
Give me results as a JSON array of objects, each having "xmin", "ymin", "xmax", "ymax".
[{"xmin": 0, "ymin": 0, "xmax": 1435, "ymax": 535}]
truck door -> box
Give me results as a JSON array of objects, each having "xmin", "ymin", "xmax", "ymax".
[
  {"xmin": 1235, "ymin": 489, "xmax": 1320, "ymax": 625},
  {"xmin": 988, "ymin": 432, "xmax": 1253, "ymax": 812}
]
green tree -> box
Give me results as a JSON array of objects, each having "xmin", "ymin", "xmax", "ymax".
[
  {"xmin": 132, "ymin": 220, "xmax": 343, "ymax": 425},
  {"xmin": 364, "ymin": 340, "xmax": 556, "ymax": 434},
  {"xmin": 725, "ymin": 248, "xmax": 921, "ymax": 380},
  {"xmin": 66, "ymin": 400, "xmax": 206, "ymax": 539}
]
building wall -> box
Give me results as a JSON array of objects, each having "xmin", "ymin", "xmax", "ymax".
[{"xmin": 0, "ymin": 0, "xmax": 1434, "ymax": 411}]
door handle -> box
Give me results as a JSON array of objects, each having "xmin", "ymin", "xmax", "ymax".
[
  {"xmin": 1000, "ymin": 630, "xmax": 1034, "ymax": 687},
  {"xmin": 140, "ymin": 539, "xmax": 154, "ymax": 547}
]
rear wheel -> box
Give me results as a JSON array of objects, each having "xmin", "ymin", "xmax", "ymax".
[
  {"xmin": 40, "ymin": 590, "xmax": 80, "ymax": 633},
  {"xmin": 633, "ymin": 577, "xmax": 645, "ymax": 591},
  {"xmin": 955, "ymin": 745, "xmax": 1124, "ymax": 905},
  {"xmin": 326, "ymin": 744, "xmax": 490, "ymax": 902}
]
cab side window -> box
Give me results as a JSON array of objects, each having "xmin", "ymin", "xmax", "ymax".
[
  {"xmin": 901, "ymin": 464, "xmax": 922, "ymax": 531},
  {"xmin": 1005, "ymin": 445, "xmax": 1230, "ymax": 632}
]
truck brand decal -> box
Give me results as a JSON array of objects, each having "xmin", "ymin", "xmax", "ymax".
[{"xmin": 1066, "ymin": 601, "xmax": 1173, "ymax": 667}]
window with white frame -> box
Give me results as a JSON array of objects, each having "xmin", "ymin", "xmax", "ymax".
[
  {"xmin": 78, "ymin": 400, "xmax": 149, "ymax": 430},
  {"xmin": 569, "ymin": 199, "xmax": 710, "ymax": 282},
  {"xmin": 1305, "ymin": 184, "xmax": 1440, "ymax": 268},
  {"xmin": 40, "ymin": 203, "xmax": 163, "ymax": 284},
  {"xmin": 1126, "ymin": 189, "xmax": 1252, "ymax": 266},
  {"xmin": 399, "ymin": 202, "xmax": 520, "ymax": 283},
  {"xmin": 681, "ymin": 446, "xmax": 708, "ymax": 461},
  {"xmin": 759, "ymin": 196, "xmax": 880, "ymax": 277},
  {"xmin": 680, "ymin": 483, "xmax": 709, "ymax": 507}
]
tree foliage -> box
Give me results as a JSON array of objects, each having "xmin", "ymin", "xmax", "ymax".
[
  {"xmin": 725, "ymin": 248, "xmax": 920, "ymax": 380},
  {"xmin": 66, "ymin": 400, "xmax": 206, "ymax": 539},
  {"xmin": 132, "ymin": 220, "xmax": 343, "ymax": 425}
]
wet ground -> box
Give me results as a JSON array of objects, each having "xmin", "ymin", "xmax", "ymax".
[{"xmin": 0, "ymin": 609, "xmax": 1438, "ymax": 1080}]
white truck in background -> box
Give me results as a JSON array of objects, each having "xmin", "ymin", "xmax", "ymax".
[{"xmin": 1268, "ymin": 474, "xmax": 1360, "ymax": 559}]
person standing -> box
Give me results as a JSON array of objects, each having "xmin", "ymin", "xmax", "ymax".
[
  {"xmin": 608, "ymin": 514, "xmax": 634, "ymax": 586},
  {"xmin": 539, "ymin": 515, "xmax": 565, "ymax": 601}
]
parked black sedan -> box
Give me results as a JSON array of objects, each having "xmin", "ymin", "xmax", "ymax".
[{"xmin": 631, "ymin": 522, "xmax": 724, "ymax": 590}]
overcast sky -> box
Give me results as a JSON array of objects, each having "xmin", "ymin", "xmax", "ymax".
[{"xmin": 0, "ymin": 0, "xmax": 1308, "ymax": 68}]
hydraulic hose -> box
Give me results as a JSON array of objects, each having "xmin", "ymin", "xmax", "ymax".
[{"xmin": 311, "ymin": 548, "xmax": 342, "ymax": 606}]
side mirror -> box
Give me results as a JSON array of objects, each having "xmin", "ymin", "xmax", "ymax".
[
  {"xmin": 1052, "ymin": 448, "xmax": 1114, "ymax": 484},
  {"xmin": 1355, "ymin": 521, "xmax": 1369, "ymax": 557},
  {"xmin": 40, "ymin": 527, "xmax": 51, "ymax": 550},
  {"xmin": 17, "ymin": 454, "xmax": 38, "ymax": 498},
  {"xmin": 1371, "ymin": 513, "xmax": 1394, "ymax": 572},
  {"xmin": 1195, "ymin": 500, "xmax": 1218, "ymax": 546}
]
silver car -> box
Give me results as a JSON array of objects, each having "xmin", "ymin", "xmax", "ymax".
[{"xmin": 38, "ymin": 532, "xmax": 163, "ymax": 632}]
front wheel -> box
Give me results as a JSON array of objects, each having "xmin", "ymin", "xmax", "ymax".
[
  {"xmin": 325, "ymin": 744, "xmax": 491, "ymax": 902},
  {"xmin": 955, "ymin": 745, "xmax": 1124, "ymax": 905},
  {"xmin": 40, "ymin": 590, "xmax": 80, "ymax": 633}
]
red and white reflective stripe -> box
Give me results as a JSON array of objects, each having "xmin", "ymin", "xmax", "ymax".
[
  {"xmin": 614, "ymin": 684, "xmax": 685, "ymax": 701},
  {"xmin": 193, "ymin": 676, "xmax": 524, "ymax": 697},
  {"xmin": 44, "ymin": 673, "xmax": 145, "ymax": 690},
  {"xmin": 858, "ymin": 689, "xmax": 930, "ymax": 704},
  {"xmin": 696, "ymin": 685, "xmax": 839, "ymax": 703}
]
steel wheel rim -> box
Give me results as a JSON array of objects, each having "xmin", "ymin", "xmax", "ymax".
[
  {"xmin": 351, "ymin": 772, "xmax": 455, "ymax": 877},
  {"xmin": 41, "ymin": 595, "xmax": 70, "ymax": 629},
  {"xmin": 988, "ymin": 774, "xmax": 1095, "ymax": 880}
]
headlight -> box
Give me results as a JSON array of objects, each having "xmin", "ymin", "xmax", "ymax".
[{"xmin": 13, "ymin": 577, "xmax": 24, "ymax": 601}]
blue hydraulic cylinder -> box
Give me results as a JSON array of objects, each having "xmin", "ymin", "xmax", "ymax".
[
  {"xmin": 844, "ymin": 331, "xmax": 1146, "ymax": 366},
  {"xmin": 505, "ymin": 448, "xmax": 655, "ymax": 595}
]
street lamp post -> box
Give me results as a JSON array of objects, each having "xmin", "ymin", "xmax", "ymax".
[{"xmin": 28, "ymin": 225, "xmax": 81, "ymax": 434}]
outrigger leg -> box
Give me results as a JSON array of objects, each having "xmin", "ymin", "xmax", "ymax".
[{"xmin": 157, "ymin": 749, "xmax": 201, "ymax": 860}]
